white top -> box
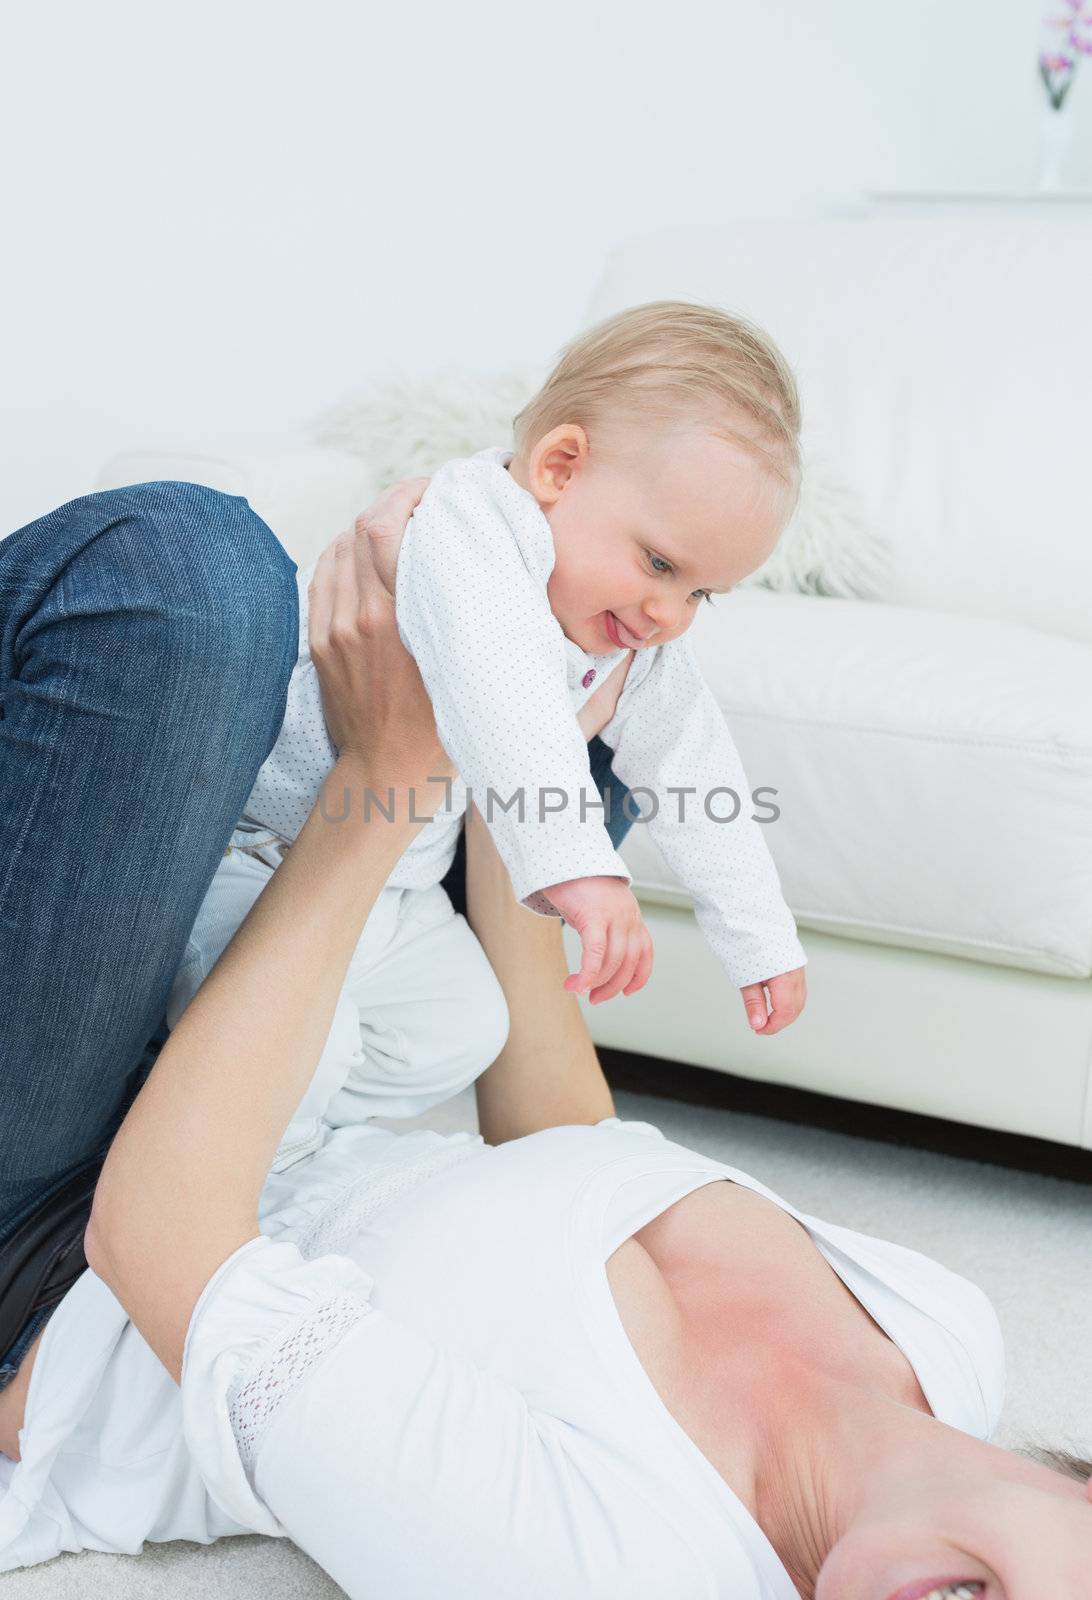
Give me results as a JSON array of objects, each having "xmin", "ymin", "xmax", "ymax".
[
  {"xmin": 243, "ymin": 448, "xmax": 806, "ymax": 987},
  {"xmin": 0, "ymin": 1120, "xmax": 1005, "ymax": 1594}
]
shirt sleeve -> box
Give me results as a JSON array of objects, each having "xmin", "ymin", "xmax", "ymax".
[
  {"xmin": 599, "ymin": 635, "xmax": 807, "ymax": 988},
  {"xmin": 181, "ymin": 1234, "xmax": 376, "ymax": 1535},
  {"xmin": 394, "ymin": 454, "xmax": 631, "ymax": 913},
  {"xmin": 180, "ymin": 1233, "xmax": 707, "ymax": 1598},
  {"xmin": 798, "ymin": 1215, "xmax": 1007, "ymax": 1440}
]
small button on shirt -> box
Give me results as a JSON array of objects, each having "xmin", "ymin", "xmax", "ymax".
[{"xmin": 243, "ymin": 447, "xmax": 806, "ymax": 988}]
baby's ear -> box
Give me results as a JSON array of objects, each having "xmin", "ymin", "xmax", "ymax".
[{"xmin": 526, "ymin": 424, "xmax": 590, "ymax": 505}]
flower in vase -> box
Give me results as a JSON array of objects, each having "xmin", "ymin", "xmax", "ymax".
[
  {"xmin": 1042, "ymin": 0, "xmax": 1092, "ymax": 103},
  {"xmin": 1040, "ymin": 50, "xmax": 1076, "ymax": 108}
]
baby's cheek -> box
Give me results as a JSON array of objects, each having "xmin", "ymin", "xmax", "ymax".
[
  {"xmin": 665, "ymin": 612, "xmax": 697, "ymax": 642},
  {"xmin": 545, "ymin": 569, "xmax": 578, "ymax": 631}
]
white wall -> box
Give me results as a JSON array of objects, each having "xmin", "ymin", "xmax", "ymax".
[{"xmin": 1, "ymin": 0, "xmax": 1086, "ymax": 531}]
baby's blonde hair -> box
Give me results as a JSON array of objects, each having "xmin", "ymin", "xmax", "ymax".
[{"xmin": 513, "ymin": 299, "xmax": 802, "ymax": 492}]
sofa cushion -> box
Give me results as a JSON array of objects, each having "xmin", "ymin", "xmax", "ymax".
[{"xmin": 618, "ymin": 590, "xmax": 1092, "ymax": 978}]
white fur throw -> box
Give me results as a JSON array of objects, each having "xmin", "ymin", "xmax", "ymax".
[{"xmin": 312, "ymin": 371, "xmax": 890, "ymax": 601}]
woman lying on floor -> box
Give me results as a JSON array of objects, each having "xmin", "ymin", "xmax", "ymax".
[{"xmin": 1, "ymin": 490, "xmax": 1090, "ymax": 1599}]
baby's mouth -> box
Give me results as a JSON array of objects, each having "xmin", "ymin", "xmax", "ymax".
[{"xmin": 604, "ymin": 610, "xmax": 646, "ymax": 649}]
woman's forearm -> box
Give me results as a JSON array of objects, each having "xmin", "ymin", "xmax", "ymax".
[
  {"xmin": 464, "ymin": 804, "xmax": 614, "ymax": 1143},
  {"xmin": 89, "ymin": 756, "xmax": 422, "ymax": 1278}
]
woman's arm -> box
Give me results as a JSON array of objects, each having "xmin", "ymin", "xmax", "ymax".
[
  {"xmin": 86, "ymin": 494, "xmax": 447, "ymax": 1382},
  {"xmin": 464, "ymin": 662, "xmax": 637, "ymax": 1144},
  {"xmin": 465, "ymin": 800, "xmax": 615, "ymax": 1143}
]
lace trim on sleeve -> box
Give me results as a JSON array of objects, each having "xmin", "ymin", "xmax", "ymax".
[
  {"xmin": 298, "ymin": 1141, "xmax": 480, "ymax": 1261},
  {"xmin": 226, "ymin": 1292, "xmax": 372, "ymax": 1472}
]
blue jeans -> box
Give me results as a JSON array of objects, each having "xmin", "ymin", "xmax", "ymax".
[
  {"xmin": 0, "ymin": 481, "xmax": 635, "ymax": 1389},
  {"xmin": 0, "ymin": 482, "xmax": 300, "ymax": 1388}
]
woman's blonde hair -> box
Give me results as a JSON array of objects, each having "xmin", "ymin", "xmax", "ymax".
[{"xmin": 512, "ymin": 299, "xmax": 802, "ymax": 492}]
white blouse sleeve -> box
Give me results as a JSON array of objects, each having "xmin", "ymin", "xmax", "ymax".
[
  {"xmin": 394, "ymin": 453, "xmax": 631, "ymax": 912},
  {"xmin": 600, "ymin": 635, "xmax": 807, "ymax": 988},
  {"xmin": 181, "ymin": 1234, "xmax": 376, "ymax": 1535},
  {"xmin": 180, "ymin": 1233, "xmax": 705, "ymax": 1597}
]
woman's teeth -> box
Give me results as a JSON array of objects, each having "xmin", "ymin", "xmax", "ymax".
[{"xmin": 919, "ymin": 1585, "xmax": 983, "ymax": 1600}]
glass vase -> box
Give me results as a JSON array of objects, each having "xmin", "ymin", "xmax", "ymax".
[{"xmin": 1038, "ymin": 102, "xmax": 1074, "ymax": 191}]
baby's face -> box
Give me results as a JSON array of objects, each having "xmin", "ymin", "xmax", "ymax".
[{"xmin": 511, "ymin": 423, "xmax": 792, "ymax": 655}]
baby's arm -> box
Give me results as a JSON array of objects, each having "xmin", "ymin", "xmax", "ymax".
[
  {"xmin": 395, "ymin": 457, "xmax": 641, "ymax": 964},
  {"xmin": 600, "ymin": 635, "xmax": 807, "ymax": 1032}
]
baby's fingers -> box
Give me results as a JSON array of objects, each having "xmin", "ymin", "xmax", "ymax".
[
  {"xmin": 760, "ymin": 970, "xmax": 807, "ymax": 1037},
  {"xmin": 564, "ymin": 919, "xmax": 608, "ymax": 995},
  {"xmin": 588, "ymin": 925, "xmax": 639, "ymax": 1005},
  {"xmin": 740, "ymin": 982, "xmax": 770, "ymax": 1033},
  {"xmin": 622, "ymin": 932, "xmax": 653, "ymax": 996}
]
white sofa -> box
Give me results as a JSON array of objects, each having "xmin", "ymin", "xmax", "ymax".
[{"xmin": 95, "ymin": 216, "xmax": 1092, "ymax": 1149}]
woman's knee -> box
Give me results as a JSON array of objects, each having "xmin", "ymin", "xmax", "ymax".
[
  {"xmin": 86, "ymin": 481, "xmax": 298, "ymax": 709},
  {"xmin": 91, "ymin": 481, "xmax": 296, "ymax": 615}
]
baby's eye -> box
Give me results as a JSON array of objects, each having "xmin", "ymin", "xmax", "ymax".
[
  {"xmin": 693, "ymin": 590, "xmax": 715, "ymax": 605},
  {"xmin": 647, "ymin": 551, "xmax": 673, "ymax": 574}
]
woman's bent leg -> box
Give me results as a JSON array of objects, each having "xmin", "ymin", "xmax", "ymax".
[{"xmin": 0, "ymin": 482, "xmax": 298, "ymax": 1362}]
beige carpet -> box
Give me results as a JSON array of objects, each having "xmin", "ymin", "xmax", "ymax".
[{"xmin": 4, "ymin": 1087, "xmax": 1090, "ymax": 1597}]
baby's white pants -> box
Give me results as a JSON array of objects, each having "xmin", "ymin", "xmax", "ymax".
[{"xmin": 166, "ymin": 830, "xmax": 509, "ymax": 1168}]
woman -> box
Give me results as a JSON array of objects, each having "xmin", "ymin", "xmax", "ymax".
[{"xmin": 2, "ymin": 485, "xmax": 1090, "ymax": 1597}]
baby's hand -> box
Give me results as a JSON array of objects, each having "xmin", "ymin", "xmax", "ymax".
[
  {"xmin": 542, "ymin": 876, "xmax": 654, "ymax": 1004},
  {"xmin": 739, "ymin": 966, "xmax": 807, "ymax": 1037}
]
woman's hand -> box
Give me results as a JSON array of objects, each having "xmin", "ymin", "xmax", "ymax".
[{"xmin": 309, "ymin": 478, "xmax": 453, "ymax": 802}]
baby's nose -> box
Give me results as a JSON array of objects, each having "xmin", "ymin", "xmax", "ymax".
[{"xmin": 643, "ymin": 595, "xmax": 685, "ymax": 634}]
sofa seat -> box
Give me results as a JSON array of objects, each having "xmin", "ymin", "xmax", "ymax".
[{"xmin": 621, "ymin": 590, "xmax": 1092, "ymax": 979}]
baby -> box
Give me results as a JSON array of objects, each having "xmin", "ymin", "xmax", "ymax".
[{"xmin": 168, "ymin": 300, "xmax": 807, "ymax": 1149}]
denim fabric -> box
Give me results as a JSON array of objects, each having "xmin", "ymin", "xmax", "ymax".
[
  {"xmin": 439, "ymin": 732, "xmax": 634, "ymax": 920},
  {"xmin": 0, "ymin": 482, "xmax": 299, "ymax": 1387},
  {"xmin": 586, "ymin": 733, "xmax": 635, "ymax": 853}
]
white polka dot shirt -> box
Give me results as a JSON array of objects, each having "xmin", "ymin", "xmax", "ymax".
[{"xmin": 243, "ymin": 448, "xmax": 806, "ymax": 987}]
